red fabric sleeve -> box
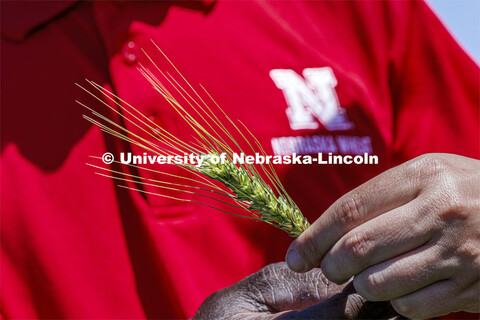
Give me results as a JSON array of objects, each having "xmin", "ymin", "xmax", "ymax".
[
  {"xmin": 391, "ymin": 0, "xmax": 479, "ymax": 163},
  {"xmin": 390, "ymin": 3, "xmax": 479, "ymax": 318}
]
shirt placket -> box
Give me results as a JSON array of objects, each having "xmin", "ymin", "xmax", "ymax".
[{"xmin": 93, "ymin": 1, "xmax": 195, "ymax": 217}]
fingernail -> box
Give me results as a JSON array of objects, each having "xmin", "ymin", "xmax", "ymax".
[{"xmin": 286, "ymin": 249, "xmax": 307, "ymax": 272}]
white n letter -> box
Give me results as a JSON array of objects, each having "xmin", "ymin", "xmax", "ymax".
[{"xmin": 270, "ymin": 68, "xmax": 353, "ymax": 131}]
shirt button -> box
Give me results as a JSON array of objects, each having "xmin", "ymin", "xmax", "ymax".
[
  {"xmin": 148, "ymin": 115, "xmax": 162, "ymax": 135},
  {"xmin": 122, "ymin": 41, "xmax": 138, "ymax": 65}
]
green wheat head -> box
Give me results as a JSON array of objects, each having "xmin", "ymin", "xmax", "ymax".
[
  {"xmin": 200, "ymin": 153, "xmax": 309, "ymax": 237},
  {"xmin": 77, "ymin": 42, "xmax": 310, "ymax": 237}
]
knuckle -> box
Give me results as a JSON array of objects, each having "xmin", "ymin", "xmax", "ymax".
[
  {"xmin": 249, "ymin": 266, "xmax": 272, "ymax": 289},
  {"xmin": 258, "ymin": 263, "xmax": 285, "ymax": 282},
  {"xmin": 261, "ymin": 262, "xmax": 280, "ymax": 274},
  {"xmin": 416, "ymin": 193, "xmax": 443, "ymax": 220},
  {"xmin": 321, "ymin": 232, "xmax": 372, "ymax": 284},
  {"xmin": 411, "ymin": 154, "xmax": 448, "ymax": 180},
  {"xmin": 415, "ymin": 183, "xmax": 465, "ymax": 226},
  {"xmin": 419, "ymin": 189, "xmax": 464, "ymax": 224},
  {"xmin": 334, "ymin": 193, "xmax": 365, "ymax": 227},
  {"xmin": 345, "ymin": 232, "xmax": 370, "ymax": 260}
]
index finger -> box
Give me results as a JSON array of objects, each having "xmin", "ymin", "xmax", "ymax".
[{"xmin": 286, "ymin": 160, "xmax": 420, "ymax": 274}]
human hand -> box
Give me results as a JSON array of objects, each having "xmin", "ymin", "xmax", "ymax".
[
  {"xmin": 286, "ymin": 153, "xmax": 480, "ymax": 319},
  {"xmin": 193, "ymin": 262, "xmax": 399, "ymax": 320}
]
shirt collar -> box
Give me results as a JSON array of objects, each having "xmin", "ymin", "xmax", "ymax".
[{"xmin": 1, "ymin": 0, "xmax": 217, "ymax": 43}]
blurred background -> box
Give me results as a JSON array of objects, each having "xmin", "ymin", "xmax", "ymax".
[{"xmin": 428, "ymin": 0, "xmax": 480, "ymax": 63}]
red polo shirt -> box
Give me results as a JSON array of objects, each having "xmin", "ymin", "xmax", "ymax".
[{"xmin": 1, "ymin": 1, "xmax": 478, "ymax": 319}]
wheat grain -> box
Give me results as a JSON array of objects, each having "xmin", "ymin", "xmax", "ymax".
[{"xmin": 199, "ymin": 153, "xmax": 310, "ymax": 236}]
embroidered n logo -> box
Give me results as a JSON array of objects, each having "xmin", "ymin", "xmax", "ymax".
[{"xmin": 270, "ymin": 68, "xmax": 353, "ymax": 131}]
